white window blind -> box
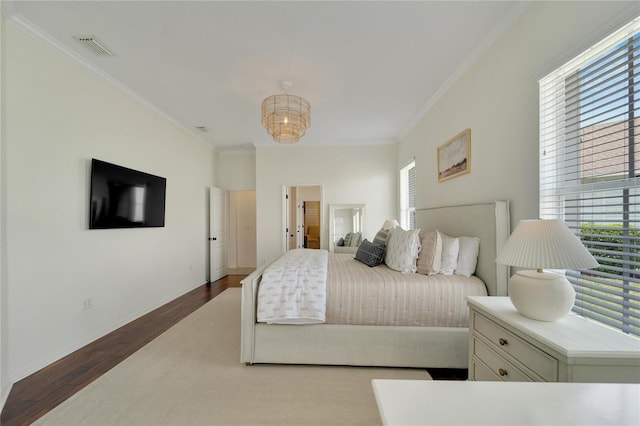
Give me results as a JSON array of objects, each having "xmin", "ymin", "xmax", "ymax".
[
  {"xmin": 539, "ymin": 17, "xmax": 640, "ymax": 336},
  {"xmin": 400, "ymin": 161, "xmax": 416, "ymax": 230}
]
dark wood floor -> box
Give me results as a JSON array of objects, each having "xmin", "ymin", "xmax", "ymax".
[
  {"xmin": 1, "ymin": 274, "xmax": 466, "ymax": 425},
  {"xmin": 1, "ymin": 275, "xmax": 244, "ymax": 426}
]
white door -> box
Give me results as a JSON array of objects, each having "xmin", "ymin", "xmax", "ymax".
[{"xmin": 209, "ymin": 186, "xmax": 228, "ymax": 282}]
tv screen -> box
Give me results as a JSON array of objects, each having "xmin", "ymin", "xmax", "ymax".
[{"xmin": 89, "ymin": 159, "xmax": 166, "ymax": 229}]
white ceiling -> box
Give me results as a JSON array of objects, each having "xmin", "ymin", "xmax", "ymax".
[{"xmin": 3, "ymin": 1, "xmax": 527, "ymax": 151}]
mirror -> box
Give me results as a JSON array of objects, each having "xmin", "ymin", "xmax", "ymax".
[{"xmin": 329, "ymin": 204, "xmax": 366, "ymax": 253}]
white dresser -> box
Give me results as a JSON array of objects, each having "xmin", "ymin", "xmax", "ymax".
[
  {"xmin": 372, "ymin": 380, "xmax": 640, "ymax": 426},
  {"xmin": 467, "ymin": 296, "xmax": 640, "ymax": 383}
]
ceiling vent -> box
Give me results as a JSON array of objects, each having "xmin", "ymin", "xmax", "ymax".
[{"xmin": 73, "ymin": 36, "xmax": 114, "ymax": 56}]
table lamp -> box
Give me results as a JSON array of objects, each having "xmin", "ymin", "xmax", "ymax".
[
  {"xmin": 381, "ymin": 219, "xmax": 400, "ymax": 230},
  {"xmin": 495, "ymin": 219, "xmax": 599, "ymax": 321}
]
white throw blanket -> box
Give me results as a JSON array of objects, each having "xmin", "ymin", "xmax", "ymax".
[{"xmin": 257, "ymin": 249, "xmax": 328, "ymax": 324}]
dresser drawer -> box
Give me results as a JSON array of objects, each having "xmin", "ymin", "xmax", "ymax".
[
  {"xmin": 471, "ymin": 357, "xmax": 501, "ymax": 381},
  {"xmin": 472, "ymin": 338, "xmax": 534, "ymax": 382},
  {"xmin": 473, "ymin": 312, "xmax": 558, "ymax": 381}
]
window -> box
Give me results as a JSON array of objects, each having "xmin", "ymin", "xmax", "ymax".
[
  {"xmin": 540, "ymin": 17, "xmax": 640, "ymax": 336},
  {"xmin": 400, "ymin": 160, "xmax": 416, "ymax": 230}
]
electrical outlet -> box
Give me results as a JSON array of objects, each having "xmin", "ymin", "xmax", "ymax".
[{"xmin": 82, "ymin": 297, "xmax": 93, "ymax": 311}]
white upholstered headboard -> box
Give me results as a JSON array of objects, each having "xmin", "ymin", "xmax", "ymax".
[{"xmin": 414, "ymin": 200, "xmax": 510, "ymax": 296}]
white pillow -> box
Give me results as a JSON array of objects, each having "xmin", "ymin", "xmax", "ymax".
[
  {"xmin": 385, "ymin": 228, "xmax": 421, "ymax": 273},
  {"xmin": 455, "ymin": 236, "xmax": 481, "ymax": 277},
  {"xmin": 438, "ymin": 231, "xmax": 459, "ymax": 275},
  {"xmin": 416, "ymin": 231, "xmax": 442, "ymax": 275}
]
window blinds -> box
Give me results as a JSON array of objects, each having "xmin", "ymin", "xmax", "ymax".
[
  {"xmin": 400, "ymin": 161, "xmax": 416, "ymax": 230},
  {"xmin": 539, "ymin": 17, "xmax": 640, "ymax": 336}
]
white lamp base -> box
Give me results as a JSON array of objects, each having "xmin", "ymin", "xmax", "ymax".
[{"xmin": 508, "ymin": 270, "xmax": 576, "ymax": 321}]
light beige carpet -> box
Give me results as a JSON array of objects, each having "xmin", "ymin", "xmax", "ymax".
[{"xmin": 35, "ymin": 288, "xmax": 430, "ymax": 425}]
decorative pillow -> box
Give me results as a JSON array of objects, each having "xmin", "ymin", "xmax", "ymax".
[
  {"xmin": 354, "ymin": 239, "xmax": 386, "ymax": 267},
  {"xmin": 455, "ymin": 236, "xmax": 481, "ymax": 277},
  {"xmin": 438, "ymin": 231, "xmax": 459, "ymax": 275},
  {"xmin": 384, "ymin": 228, "xmax": 421, "ymax": 273},
  {"xmin": 336, "ymin": 237, "xmax": 345, "ymax": 247},
  {"xmin": 373, "ymin": 228, "xmax": 390, "ymax": 246},
  {"xmin": 344, "ymin": 232, "xmax": 353, "ymax": 247},
  {"xmin": 350, "ymin": 232, "xmax": 362, "ymax": 247},
  {"xmin": 416, "ymin": 231, "xmax": 442, "ymax": 275}
]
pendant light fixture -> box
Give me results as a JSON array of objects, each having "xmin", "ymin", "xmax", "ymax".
[{"xmin": 261, "ymin": 81, "xmax": 311, "ymax": 144}]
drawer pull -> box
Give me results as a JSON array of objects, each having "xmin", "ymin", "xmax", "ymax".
[
  {"xmin": 499, "ymin": 338, "xmax": 508, "ymax": 346},
  {"xmin": 498, "ymin": 368, "xmax": 508, "ymax": 377}
]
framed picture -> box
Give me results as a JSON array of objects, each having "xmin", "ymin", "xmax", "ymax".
[{"xmin": 437, "ymin": 128, "xmax": 471, "ymax": 182}]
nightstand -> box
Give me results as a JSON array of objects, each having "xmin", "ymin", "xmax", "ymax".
[{"xmin": 467, "ymin": 296, "xmax": 640, "ymax": 383}]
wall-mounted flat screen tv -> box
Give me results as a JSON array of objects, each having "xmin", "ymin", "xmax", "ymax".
[{"xmin": 89, "ymin": 159, "xmax": 166, "ymax": 229}]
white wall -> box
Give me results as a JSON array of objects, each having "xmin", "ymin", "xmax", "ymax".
[
  {"xmin": 0, "ymin": 9, "xmax": 8, "ymax": 408},
  {"xmin": 256, "ymin": 144, "xmax": 396, "ymax": 265},
  {"xmin": 397, "ymin": 1, "xmax": 638, "ymax": 230},
  {"xmin": 217, "ymin": 151, "xmax": 256, "ymax": 191},
  {"xmin": 5, "ymin": 23, "xmax": 217, "ymax": 381}
]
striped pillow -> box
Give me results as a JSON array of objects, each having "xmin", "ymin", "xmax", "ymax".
[
  {"xmin": 349, "ymin": 232, "xmax": 362, "ymax": 247},
  {"xmin": 372, "ymin": 228, "xmax": 389, "ymax": 246},
  {"xmin": 416, "ymin": 231, "xmax": 442, "ymax": 275}
]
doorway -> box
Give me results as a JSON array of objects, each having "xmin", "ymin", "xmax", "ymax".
[
  {"xmin": 228, "ymin": 190, "xmax": 256, "ymax": 274},
  {"xmin": 284, "ymin": 185, "xmax": 322, "ymax": 251},
  {"xmin": 304, "ymin": 201, "xmax": 320, "ymax": 249}
]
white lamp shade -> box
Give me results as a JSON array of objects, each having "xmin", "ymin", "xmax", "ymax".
[
  {"xmin": 496, "ymin": 219, "xmax": 599, "ymax": 321},
  {"xmin": 381, "ymin": 219, "xmax": 400, "ymax": 230},
  {"xmin": 496, "ymin": 219, "xmax": 599, "ymax": 270}
]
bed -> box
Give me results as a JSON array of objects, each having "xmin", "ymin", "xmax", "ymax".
[{"xmin": 241, "ymin": 200, "xmax": 510, "ymax": 368}]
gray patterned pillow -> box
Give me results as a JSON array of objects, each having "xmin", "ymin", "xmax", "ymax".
[{"xmin": 354, "ymin": 239, "xmax": 386, "ymax": 267}]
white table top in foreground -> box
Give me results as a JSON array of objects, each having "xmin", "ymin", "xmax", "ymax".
[{"xmin": 372, "ymin": 379, "xmax": 640, "ymax": 426}]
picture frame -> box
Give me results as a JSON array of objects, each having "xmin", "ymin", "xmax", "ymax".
[{"xmin": 437, "ymin": 128, "xmax": 471, "ymax": 182}]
